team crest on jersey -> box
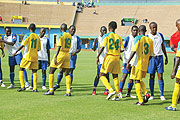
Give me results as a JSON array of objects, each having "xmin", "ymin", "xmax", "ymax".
[{"xmin": 13, "ymin": 35, "xmax": 16, "ymax": 40}]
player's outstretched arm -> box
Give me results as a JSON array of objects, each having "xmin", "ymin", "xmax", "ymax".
[
  {"xmin": 96, "ymin": 47, "xmax": 105, "ymax": 65},
  {"xmin": 0, "ymin": 39, "xmax": 15, "ymax": 46},
  {"xmin": 162, "ymin": 43, "xmax": 168, "ymax": 65},
  {"xmin": 54, "ymin": 46, "xmax": 61, "ymax": 65},
  {"xmin": 126, "ymin": 51, "xmax": 136, "ymax": 71},
  {"xmin": 12, "ymin": 45, "xmax": 24, "ymax": 57},
  {"xmin": 171, "ymin": 57, "xmax": 180, "ymax": 79}
]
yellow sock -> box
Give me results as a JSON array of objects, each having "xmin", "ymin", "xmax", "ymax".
[
  {"xmin": 33, "ymin": 73, "xmax": 37, "ymax": 90},
  {"xmin": 135, "ymin": 83, "xmax": 143, "ymax": 103},
  {"xmin": 66, "ymin": 75, "xmax": 71, "ymax": 94},
  {"xmin": 172, "ymin": 83, "xmax": 180, "ymax": 108},
  {"xmin": 113, "ymin": 77, "xmax": 119, "ymax": 94},
  {"xmin": 19, "ymin": 71, "xmax": 25, "ymax": 88},
  {"xmin": 140, "ymin": 81, "xmax": 148, "ymax": 95},
  {"xmin": 100, "ymin": 76, "xmax": 113, "ymax": 93},
  {"xmin": 49, "ymin": 74, "xmax": 54, "ymax": 92}
]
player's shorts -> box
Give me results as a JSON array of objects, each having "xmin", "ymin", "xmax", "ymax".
[
  {"xmin": 130, "ymin": 66, "xmax": 146, "ymax": 80},
  {"xmin": 147, "ymin": 55, "xmax": 164, "ymax": 74},
  {"xmin": 9, "ymin": 53, "xmax": 23, "ymax": 66},
  {"xmin": 122, "ymin": 63, "xmax": 132, "ymax": 74},
  {"xmin": 20, "ymin": 58, "xmax": 38, "ymax": 70},
  {"xmin": 100, "ymin": 55, "xmax": 121, "ymax": 74},
  {"xmin": 38, "ymin": 60, "xmax": 48, "ymax": 70},
  {"xmin": 50, "ymin": 52, "xmax": 70, "ymax": 69},
  {"xmin": 70, "ymin": 54, "xmax": 77, "ymax": 69}
]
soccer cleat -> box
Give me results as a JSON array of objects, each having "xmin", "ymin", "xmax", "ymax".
[
  {"xmin": 118, "ymin": 92, "xmax": 123, "ymax": 98},
  {"xmin": 106, "ymin": 91, "xmax": 116, "ymax": 100},
  {"xmin": 135, "ymin": 101, "xmax": 144, "ymax": 106},
  {"xmin": 42, "ymin": 86, "xmax": 47, "ymax": 90},
  {"xmin": 104, "ymin": 91, "xmax": 109, "ymax": 95},
  {"xmin": 17, "ymin": 87, "xmax": 26, "ymax": 92},
  {"xmin": 126, "ymin": 93, "xmax": 136, "ymax": 98},
  {"xmin": 32, "ymin": 89, "xmax": 38, "ymax": 92},
  {"xmin": 7, "ymin": 84, "xmax": 15, "ymax": 89},
  {"xmin": 112, "ymin": 94, "xmax": 120, "ymax": 101},
  {"xmin": 160, "ymin": 96, "xmax": 166, "ymax": 101},
  {"xmin": 64, "ymin": 93, "xmax": 71, "ymax": 96},
  {"xmin": 165, "ymin": 106, "xmax": 177, "ymax": 111},
  {"xmin": 25, "ymin": 82, "xmax": 29, "ymax": 88},
  {"xmin": 43, "ymin": 90, "xmax": 54, "ymax": 95},
  {"xmin": 1, "ymin": 83, "xmax": 6, "ymax": 87},
  {"xmin": 143, "ymin": 93, "xmax": 150, "ymax": 103},
  {"xmin": 26, "ymin": 86, "xmax": 33, "ymax": 90},
  {"xmin": 92, "ymin": 91, "xmax": 96, "ymax": 95},
  {"xmin": 53, "ymin": 84, "xmax": 60, "ymax": 91},
  {"xmin": 149, "ymin": 96, "xmax": 154, "ymax": 100}
]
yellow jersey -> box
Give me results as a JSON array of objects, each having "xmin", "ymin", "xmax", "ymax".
[
  {"xmin": 0, "ymin": 36, "xmax": 4, "ymax": 49},
  {"xmin": 21, "ymin": 32, "xmax": 41, "ymax": 62},
  {"xmin": 100, "ymin": 32, "xmax": 124, "ymax": 56},
  {"xmin": 131, "ymin": 35, "xmax": 154, "ymax": 71},
  {"xmin": 57, "ymin": 32, "xmax": 72, "ymax": 52},
  {"xmin": 176, "ymin": 41, "xmax": 180, "ymax": 57}
]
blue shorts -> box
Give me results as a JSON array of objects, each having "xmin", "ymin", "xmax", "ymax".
[
  {"xmin": 38, "ymin": 60, "xmax": 48, "ymax": 70},
  {"xmin": 122, "ymin": 63, "xmax": 132, "ymax": 74},
  {"xmin": 97, "ymin": 64, "xmax": 102, "ymax": 75},
  {"xmin": 147, "ymin": 55, "xmax": 164, "ymax": 74},
  {"xmin": 70, "ymin": 54, "xmax": 77, "ymax": 69},
  {"xmin": 9, "ymin": 53, "xmax": 23, "ymax": 66}
]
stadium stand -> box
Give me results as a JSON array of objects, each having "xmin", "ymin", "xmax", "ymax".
[
  {"xmin": 0, "ymin": 2, "xmax": 75, "ymax": 25},
  {"xmin": 75, "ymin": 5, "xmax": 178, "ymax": 38}
]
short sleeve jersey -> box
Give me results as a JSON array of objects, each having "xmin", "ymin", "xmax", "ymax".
[
  {"xmin": 3, "ymin": 33, "xmax": 21, "ymax": 56},
  {"xmin": 170, "ymin": 31, "xmax": 180, "ymax": 53},
  {"xmin": 100, "ymin": 32, "xmax": 124, "ymax": 56},
  {"xmin": 21, "ymin": 32, "xmax": 41, "ymax": 62},
  {"xmin": 57, "ymin": 32, "xmax": 72, "ymax": 52},
  {"xmin": 131, "ymin": 35, "xmax": 154, "ymax": 71},
  {"xmin": 38, "ymin": 36, "xmax": 51, "ymax": 61}
]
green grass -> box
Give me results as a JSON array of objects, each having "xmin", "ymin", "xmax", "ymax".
[{"xmin": 0, "ymin": 50, "xmax": 180, "ymax": 120}]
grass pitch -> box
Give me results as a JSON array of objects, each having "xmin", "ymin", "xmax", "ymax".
[{"xmin": 0, "ymin": 50, "xmax": 180, "ymax": 120}]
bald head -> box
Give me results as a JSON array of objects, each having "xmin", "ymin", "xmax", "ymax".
[
  {"xmin": 176, "ymin": 19, "xmax": 180, "ymax": 25},
  {"xmin": 60, "ymin": 23, "xmax": 67, "ymax": 32}
]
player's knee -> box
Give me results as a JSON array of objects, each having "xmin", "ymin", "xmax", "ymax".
[
  {"xmin": 19, "ymin": 67, "xmax": 24, "ymax": 71},
  {"xmin": 42, "ymin": 70, "xmax": 46, "ymax": 75},
  {"xmin": 157, "ymin": 74, "xmax": 163, "ymax": 80},
  {"xmin": 150, "ymin": 74, "xmax": 155, "ymax": 80},
  {"xmin": 135, "ymin": 80, "xmax": 140, "ymax": 84}
]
